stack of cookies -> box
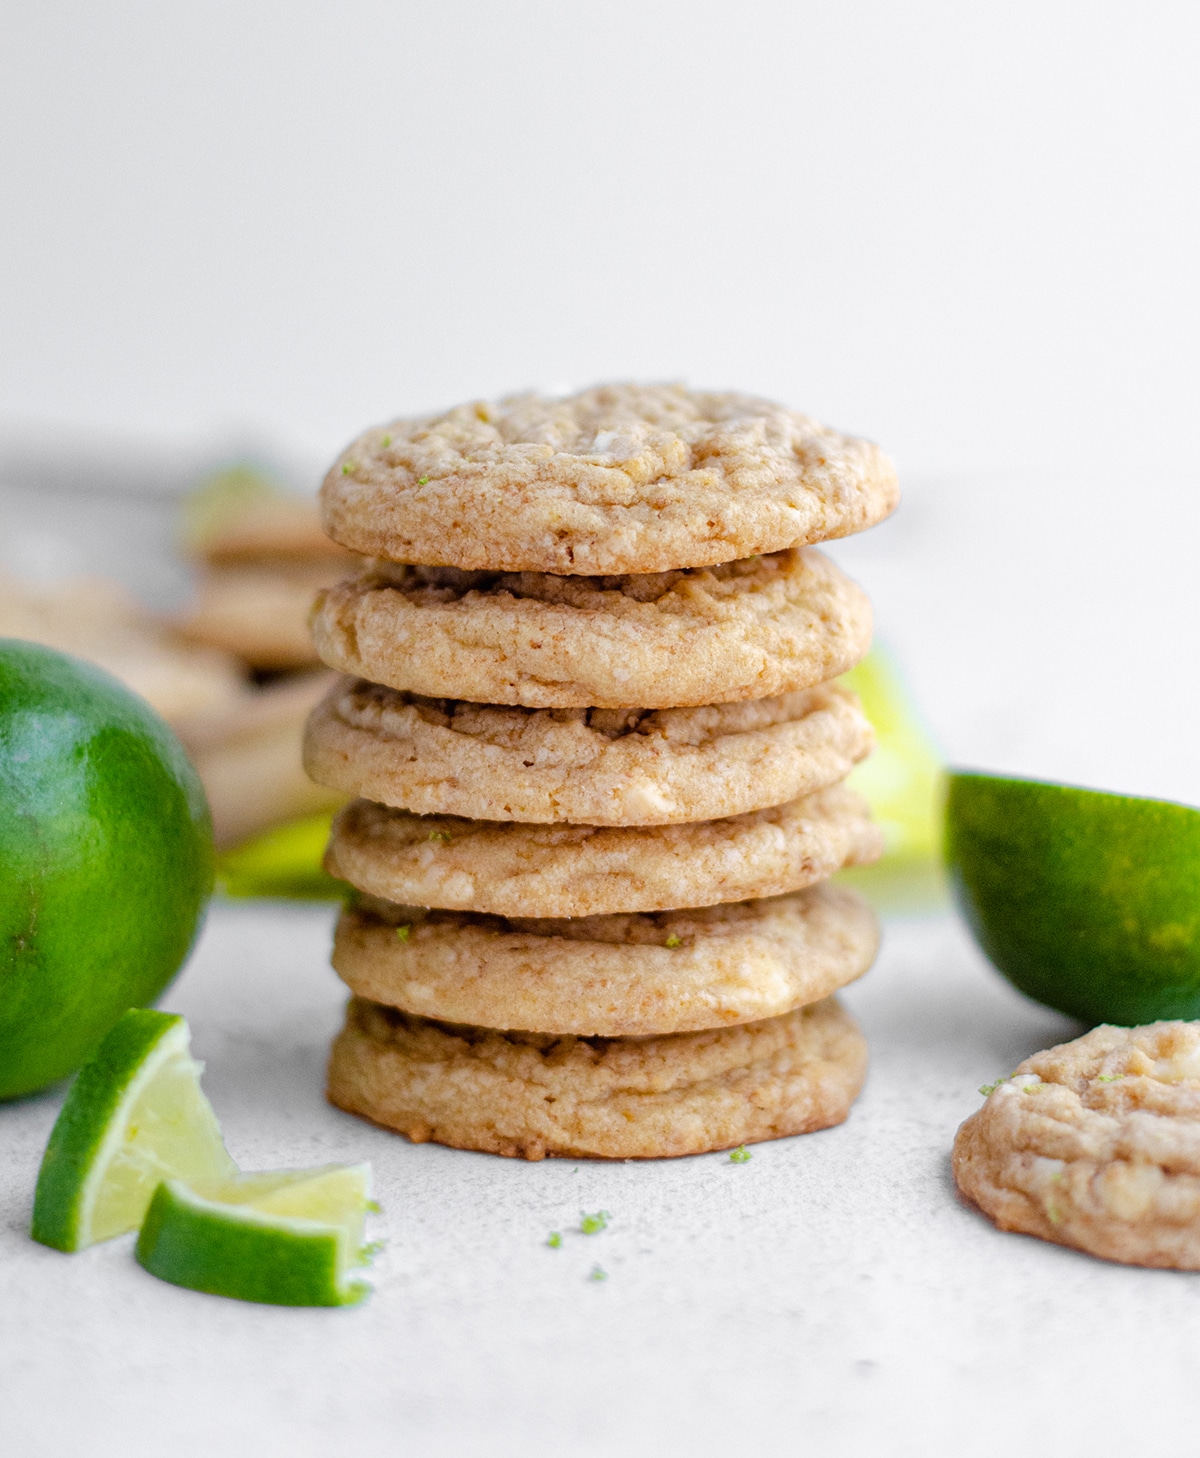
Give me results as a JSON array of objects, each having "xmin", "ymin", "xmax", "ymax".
[{"xmin": 302, "ymin": 385, "xmax": 898, "ymax": 1160}]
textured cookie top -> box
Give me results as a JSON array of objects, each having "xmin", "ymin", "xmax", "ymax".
[
  {"xmin": 309, "ymin": 547, "xmax": 872, "ymax": 709},
  {"xmin": 953, "ymin": 1021, "xmax": 1200, "ymax": 1269},
  {"xmin": 303, "ymin": 676, "xmax": 872, "ymax": 825},
  {"xmin": 321, "ymin": 383, "xmax": 898, "ymax": 574},
  {"xmin": 333, "ymin": 884, "xmax": 879, "ymax": 1036}
]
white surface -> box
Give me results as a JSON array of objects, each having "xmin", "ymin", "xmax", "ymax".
[
  {"xmin": 2, "ymin": 2, "xmax": 1199, "ymax": 482},
  {"xmin": 11, "ymin": 901, "xmax": 1200, "ymax": 1458}
]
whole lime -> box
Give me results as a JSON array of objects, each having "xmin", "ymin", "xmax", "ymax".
[
  {"xmin": 0, "ymin": 639, "xmax": 213, "ymax": 1099},
  {"xmin": 945, "ymin": 770, "xmax": 1200, "ymax": 1026}
]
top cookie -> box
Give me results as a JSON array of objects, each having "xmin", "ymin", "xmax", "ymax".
[{"xmin": 322, "ymin": 383, "xmax": 898, "ymax": 575}]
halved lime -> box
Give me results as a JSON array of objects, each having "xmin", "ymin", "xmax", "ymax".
[
  {"xmin": 32, "ymin": 1009, "xmax": 234, "ymax": 1252},
  {"xmin": 946, "ymin": 771, "xmax": 1200, "ymax": 1025},
  {"xmin": 135, "ymin": 1164, "xmax": 374, "ymax": 1306}
]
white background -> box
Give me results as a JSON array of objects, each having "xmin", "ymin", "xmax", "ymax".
[{"xmin": 4, "ymin": 5, "xmax": 1200, "ymax": 1455}]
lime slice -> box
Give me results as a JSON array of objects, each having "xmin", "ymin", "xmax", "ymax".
[
  {"xmin": 946, "ymin": 770, "xmax": 1200, "ymax": 1025},
  {"xmin": 216, "ymin": 811, "xmax": 346, "ymax": 900},
  {"xmin": 135, "ymin": 1164, "xmax": 374, "ymax": 1306},
  {"xmin": 32, "ymin": 1009, "xmax": 235, "ymax": 1252}
]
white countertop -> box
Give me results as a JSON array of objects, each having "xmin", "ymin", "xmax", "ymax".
[{"xmin": 8, "ymin": 898, "xmax": 1200, "ymax": 1458}]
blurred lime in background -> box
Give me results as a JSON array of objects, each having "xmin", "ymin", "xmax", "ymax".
[{"xmin": 836, "ymin": 646, "xmax": 946, "ymax": 912}]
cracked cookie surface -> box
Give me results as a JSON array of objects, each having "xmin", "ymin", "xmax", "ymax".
[
  {"xmin": 321, "ymin": 383, "xmax": 897, "ymax": 575},
  {"xmin": 325, "ymin": 783, "xmax": 881, "ymax": 918},
  {"xmin": 304, "ymin": 677, "xmax": 872, "ymax": 825},
  {"xmin": 333, "ymin": 883, "xmax": 878, "ymax": 1036},
  {"xmin": 954, "ymin": 1021, "xmax": 1200, "ymax": 1268},
  {"xmin": 309, "ymin": 547, "xmax": 871, "ymax": 709},
  {"xmin": 327, "ymin": 993, "xmax": 868, "ymax": 1159}
]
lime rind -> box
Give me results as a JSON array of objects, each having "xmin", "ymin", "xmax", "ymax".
[
  {"xmin": 946, "ymin": 770, "xmax": 1200, "ymax": 1025},
  {"xmin": 216, "ymin": 811, "xmax": 346, "ymax": 901},
  {"xmin": 135, "ymin": 1166, "xmax": 373, "ymax": 1307},
  {"xmin": 31, "ymin": 1009, "xmax": 234, "ymax": 1252}
]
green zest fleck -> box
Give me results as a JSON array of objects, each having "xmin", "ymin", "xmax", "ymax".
[
  {"xmin": 417, "ymin": 474, "xmax": 430, "ymax": 485},
  {"xmin": 979, "ymin": 1080, "xmax": 1004, "ymax": 1096},
  {"xmin": 1046, "ymin": 1202, "xmax": 1063, "ymax": 1226},
  {"xmin": 546, "ymin": 1231, "xmax": 562, "ymax": 1249},
  {"xmin": 729, "ymin": 1145, "xmax": 752, "ymax": 1164},
  {"xmin": 342, "ymin": 461, "xmax": 355, "ymax": 475},
  {"xmin": 427, "ymin": 830, "xmax": 451, "ymax": 843},
  {"xmin": 381, "ymin": 434, "xmax": 392, "ymax": 448},
  {"xmin": 664, "ymin": 935, "xmax": 682, "ymax": 949},
  {"xmin": 588, "ymin": 1264, "xmax": 607, "ymax": 1282},
  {"xmin": 579, "ymin": 1210, "xmax": 610, "ymax": 1235},
  {"xmin": 1097, "ymin": 1074, "xmax": 1126, "ymax": 1083},
  {"xmin": 395, "ymin": 925, "xmax": 411, "ymax": 942}
]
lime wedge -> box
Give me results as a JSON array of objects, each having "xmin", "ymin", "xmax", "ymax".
[
  {"xmin": 946, "ymin": 770, "xmax": 1200, "ymax": 1025},
  {"xmin": 135, "ymin": 1164, "xmax": 374, "ymax": 1306},
  {"xmin": 32, "ymin": 1009, "xmax": 235, "ymax": 1252}
]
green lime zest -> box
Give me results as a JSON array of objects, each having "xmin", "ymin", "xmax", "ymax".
[
  {"xmin": 381, "ymin": 435, "xmax": 392, "ymax": 448},
  {"xmin": 342, "ymin": 462, "xmax": 355, "ymax": 475},
  {"xmin": 579, "ymin": 1209, "xmax": 610, "ymax": 1235},
  {"xmin": 1097, "ymin": 1074, "xmax": 1126, "ymax": 1083},
  {"xmin": 979, "ymin": 1080, "xmax": 1005, "ymax": 1096},
  {"xmin": 427, "ymin": 830, "xmax": 451, "ymax": 843},
  {"xmin": 395, "ymin": 925, "xmax": 411, "ymax": 942},
  {"xmin": 588, "ymin": 1264, "xmax": 607, "ymax": 1282},
  {"xmin": 546, "ymin": 1231, "xmax": 562, "ymax": 1249},
  {"xmin": 664, "ymin": 935, "xmax": 682, "ymax": 949},
  {"xmin": 417, "ymin": 474, "xmax": 430, "ymax": 485},
  {"xmin": 729, "ymin": 1144, "xmax": 752, "ymax": 1164}
]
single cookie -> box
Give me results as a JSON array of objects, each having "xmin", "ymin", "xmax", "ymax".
[
  {"xmin": 177, "ymin": 564, "xmax": 336, "ymax": 671},
  {"xmin": 321, "ymin": 384, "xmax": 898, "ymax": 574},
  {"xmin": 333, "ymin": 883, "xmax": 879, "ymax": 1036},
  {"xmin": 953, "ymin": 1021, "xmax": 1200, "ymax": 1269},
  {"xmin": 309, "ymin": 548, "xmax": 871, "ymax": 709},
  {"xmin": 327, "ymin": 994, "xmax": 868, "ymax": 1159},
  {"xmin": 304, "ymin": 677, "xmax": 873, "ymax": 825},
  {"xmin": 325, "ymin": 784, "xmax": 881, "ymax": 918}
]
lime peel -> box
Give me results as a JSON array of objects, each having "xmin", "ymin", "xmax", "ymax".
[{"xmin": 32, "ymin": 1009, "xmax": 234, "ymax": 1252}]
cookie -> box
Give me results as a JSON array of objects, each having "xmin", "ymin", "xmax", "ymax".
[
  {"xmin": 191, "ymin": 490, "xmax": 358, "ymax": 568},
  {"xmin": 182, "ymin": 671, "xmax": 346, "ymax": 848},
  {"xmin": 321, "ymin": 384, "xmax": 898, "ymax": 575},
  {"xmin": 327, "ymin": 993, "xmax": 868, "ymax": 1159},
  {"xmin": 304, "ymin": 677, "xmax": 873, "ymax": 826},
  {"xmin": 324, "ymin": 784, "xmax": 881, "ymax": 918},
  {"xmin": 309, "ymin": 548, "xmax": 871, "ymax": 710},
  {"xmin": 333, "ymin": 883, "xmax": 878, "ymax": 1036},
  {"xmin": 177, "ymin": 564, "xmax": 336, "ymax": 671},
  {"xmin": 953, "ymin": 1021, "xmax": 1200, "ymax": 1269}
]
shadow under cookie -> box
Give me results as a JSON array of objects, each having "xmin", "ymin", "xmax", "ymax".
[{"xmin": 327, "ymin": 994, "xmax": 869, "ymax": 1160}]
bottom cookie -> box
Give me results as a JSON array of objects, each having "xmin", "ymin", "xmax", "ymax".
[
  {"xmin": 328, "ymin": 995, "xmax": 867, "ymax": 1160},
  {"xmin": 953, "ymin": 1021, "xmax": 1200, "ymax": 1269}
]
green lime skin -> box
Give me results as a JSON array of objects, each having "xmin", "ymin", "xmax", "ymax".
[
  {"xmin": 136, "ymin": 1182, "xmax": 366, "ymax": 1307},
  {"xmin": 0, "ymin": 641, "xmax": 213, "ymax": 1099},
  {"xmin": 31, "ymin": 1009, "xmax": 182, "ymax": 1250},
  {"xmin": 946, "ymin": 771, "xmax": 1200, "ymax": 1026}
]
